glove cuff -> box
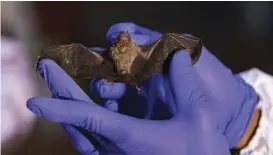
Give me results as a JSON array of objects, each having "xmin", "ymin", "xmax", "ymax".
[{"xmin": 224, "ymin": 74, "xmax": 259, "ymax": 148}]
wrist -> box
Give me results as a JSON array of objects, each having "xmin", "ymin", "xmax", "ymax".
[
  {"xmin": 235, "ymin": 108, "xmax": 261, "ymax": 149},
  {"xmin": 224, "ymin": 75, "xmax": 259, "ymax": 148}
]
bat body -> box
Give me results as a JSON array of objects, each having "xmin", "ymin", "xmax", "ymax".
[{"xmin": 37, "ymin": 32, "xmax": 203, "ymax": 98}]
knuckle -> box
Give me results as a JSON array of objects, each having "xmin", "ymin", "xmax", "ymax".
[
  {"xmin": 75, "ymin": 143, "xmax": 94, "ymax": 155},
  {"xmin": 188, "ymin": 87, "xmax": 203, "ymax": 103},
  {"xmin": 126, "ymin": 129, "xmax": 144, "ymax": 143},
  {"xmin": 80, "ymin": 111, "xmax": 103, "ymax": 135}
]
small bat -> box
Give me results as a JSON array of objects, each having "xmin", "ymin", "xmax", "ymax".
[{"xmin": 36, "ymin": 31, "xmax": 202, "ymax": 100}]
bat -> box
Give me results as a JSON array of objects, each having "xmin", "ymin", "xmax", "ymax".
[{"xmin": 36, "ymin": 31, "xmax": 203, "ymax": 101}]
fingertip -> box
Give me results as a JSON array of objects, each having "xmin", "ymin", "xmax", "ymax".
[
  {"xmin": 107, "ymin": 32, "xmax": 152, "ymax": 46},
  {"xmin": 100, "ymin": 82, "xmax": 126, "ymax": 99},
  {"xmin": 169, "ymin": 50, "xmax": 195, "ymax": 83},
  {"xmin": 170, "ymin": 50, "xmax": 192, "ymax": 69},
  {"xmin": 90, "ymin": 79, "xmax": 106, "ymax": 97},
  {"xmin": 38, "ymin": 59, "xmax": 90, "ymax": 101},
  {"xmin": 27, "ymin": 96, "xmax": 41, "ymax": 108},
  {"xmin": 38, "ymin": 58, "xmax": 56, "ymax": 66},
  {"xmin": 106, "ymin": 22, "xmax": 162, "ymax": 45},
  {"xmin": 106, "ymin": 22, "xmax": 137, "ymax": 39},
  {"xmin": 90, "ymin": 78, "xmax": 102, "ymax": 96},
  {"xmin": 92, "ymin": 79, "xmax": 126, "ymax": 99},
  {"xmin": 104, "ymin": 100, "xmax": 119, "ymax": 112},
  {"xmin": 37, "ymin": 59, "xmax": 55, "ymax": 81},
  {"xmin": 37, "ymin": 59, "xmax": 58, "ymax": 73},
  {"xmin": 26, "ymin": 97, "xmax": 44, "ymax": 116},
  {"xmin": 89, "ymin": 46, "xmax": 106, "ymax": 52}
]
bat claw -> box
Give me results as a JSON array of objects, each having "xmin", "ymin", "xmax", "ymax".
[{"xmin": 135, "ymin": 85, "xmax": 143, "ymax": 94}]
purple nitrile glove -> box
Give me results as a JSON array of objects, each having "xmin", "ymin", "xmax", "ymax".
[
  {"xmin": 35, "ymin": 58, "xmax": 122, "ymax": 155},
  {"xmin": 94, "ymin": 22, "xmax": 259, "ymax": 148},
  {"xmin": 27, "ymin": 51, "xmax": 231, "ymax": 155}
]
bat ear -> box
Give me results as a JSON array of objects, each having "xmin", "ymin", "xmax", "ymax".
[{"xmin": 125, "ymin": 31, "xmax": 131, "ymax": 39}]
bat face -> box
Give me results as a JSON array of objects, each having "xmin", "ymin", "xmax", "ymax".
[
  {"xmin": 110, "ymin": 32, "xmax": 141, "ymax": 75},
  {"xmin": 115, "ymin": 31, "xmax": 132, "ymax": 49}
]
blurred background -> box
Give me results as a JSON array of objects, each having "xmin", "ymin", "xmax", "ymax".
[{"xmin": 1, "ymin": 1, "xmax": 273, "ymax": 155}]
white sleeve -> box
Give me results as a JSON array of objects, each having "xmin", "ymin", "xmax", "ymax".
[
  {"xmin": 238, "ymin": 68, "xmax": 273, "ymax": 155},
  {"xmin": 239, "ymin": 68, "xmax": 273, "ymax": 109}
]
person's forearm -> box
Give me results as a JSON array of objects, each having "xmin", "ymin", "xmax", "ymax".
[{"xmin": 235, "ymin": 108, "xmax": 261, "ymax": 149}]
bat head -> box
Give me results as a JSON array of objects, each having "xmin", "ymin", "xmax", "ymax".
[{"xmin": 115, "ymin": 31, "xmax": 132, "ymax": 49}]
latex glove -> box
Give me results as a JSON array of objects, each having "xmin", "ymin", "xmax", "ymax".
[
  {"xmin": 95, "ymin": 22, "xmax": 259, "ymax": 148},
  {"xmin": 27, "ymin": 51, "xmax": 231, "ymax": 155}
]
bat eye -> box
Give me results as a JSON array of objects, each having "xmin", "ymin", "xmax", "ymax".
[{"xmin": 120, "ymin": 38, "xmax": 129, "ymax": 45}]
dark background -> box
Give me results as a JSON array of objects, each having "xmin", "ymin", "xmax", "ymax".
[{"xmin": 2, "ymin": 1, "xmax": 273, "ymax": 155}]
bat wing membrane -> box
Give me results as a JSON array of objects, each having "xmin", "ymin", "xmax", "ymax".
[
  {"xmin": 133, "ymin": 33, "xmax": 202, "ymax": 84},
  {"xmin": 73, "ymin": 44, "xmax": 118, "ymax": 81}
]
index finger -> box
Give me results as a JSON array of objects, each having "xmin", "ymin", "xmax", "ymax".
[{"xmin": 38, "ymin": 59, "xmax": 91, "ymax": 102}]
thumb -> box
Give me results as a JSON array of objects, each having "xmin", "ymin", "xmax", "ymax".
[
  {"xmin": 27, "ymin": 97, "xmax": 139, "ymax": 141},
  {"xmin": 169, "ymin": 50, "xmax": 206, "ymax": 113}
]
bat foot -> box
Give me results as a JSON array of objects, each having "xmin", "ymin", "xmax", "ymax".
[{"xmin": 135, "ymin": 85, "xmax": 143, "ymax": 94}]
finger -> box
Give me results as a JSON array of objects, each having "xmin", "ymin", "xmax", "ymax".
[
  {"xmin": 103, "ymin": 100, "xmax": 119, "ymax": 112},
  {"xmin": 38, "ymin": 59, "xmax": 90, "ymax": 102},
  {"xmin": 62, "ymin": 112, "xmax": 122, "ymax": 154},
  {"xmin": 50, "ymin": 94, "xmax": 98, "ymax": 154},
  {"xmin": 39, "ymin": 60, "xmax": 102, "ymax": 153},
  {"xmin": 61, "ymin": 124, "xmax": 99, "ymax": 155},
  {"xmin": 90, "ymin": 47, "xmax": 106, "ymax": 51},
  {"xmin": 91, "ymin": 79, "xmax": 126, "ymax": 100},
  {"xmin": 155, "ymin": 74, "xmax": 177, "ymax": 115},
  {"xmin": 106, "ymin": 22, "xmax": 162, "ymax": 45},
  {"xmin": 169, "ymin": 50, "xmax": 206, "ymax": 111},
  {"xmin": 27, "ymin": 97, "xmax": 140, "ymax": 140},
  {"xmin": 108, "ymin": 32, "xmax": 152, "ymax": 46},
  {"xmin": 107, "ymin": 22, "xmax": 158, "ymax": 37}
]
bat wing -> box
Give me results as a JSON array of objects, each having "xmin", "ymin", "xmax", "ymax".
[
  {"xmin": 38, "ymin": 43, "xmax": 117, "ymax": 80},
  {"xmin": 132, "ymin": 33, "xmax": 202, "ymax": 84},
  {"xmin": 74, "ymin": 44, "xmax": 117, "ymax": 81},
  {"xmin": 37, "ymin": 43, "xmax": 117, "ymax": 102}
]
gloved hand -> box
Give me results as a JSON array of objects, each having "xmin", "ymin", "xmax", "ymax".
[
  {"xmin": 27, "ymin": 51, "xmax": 231, "ymax": 155},
  {"xmin": 94, "ymin": 22, "xmax": 259, "ymax": 148}
]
